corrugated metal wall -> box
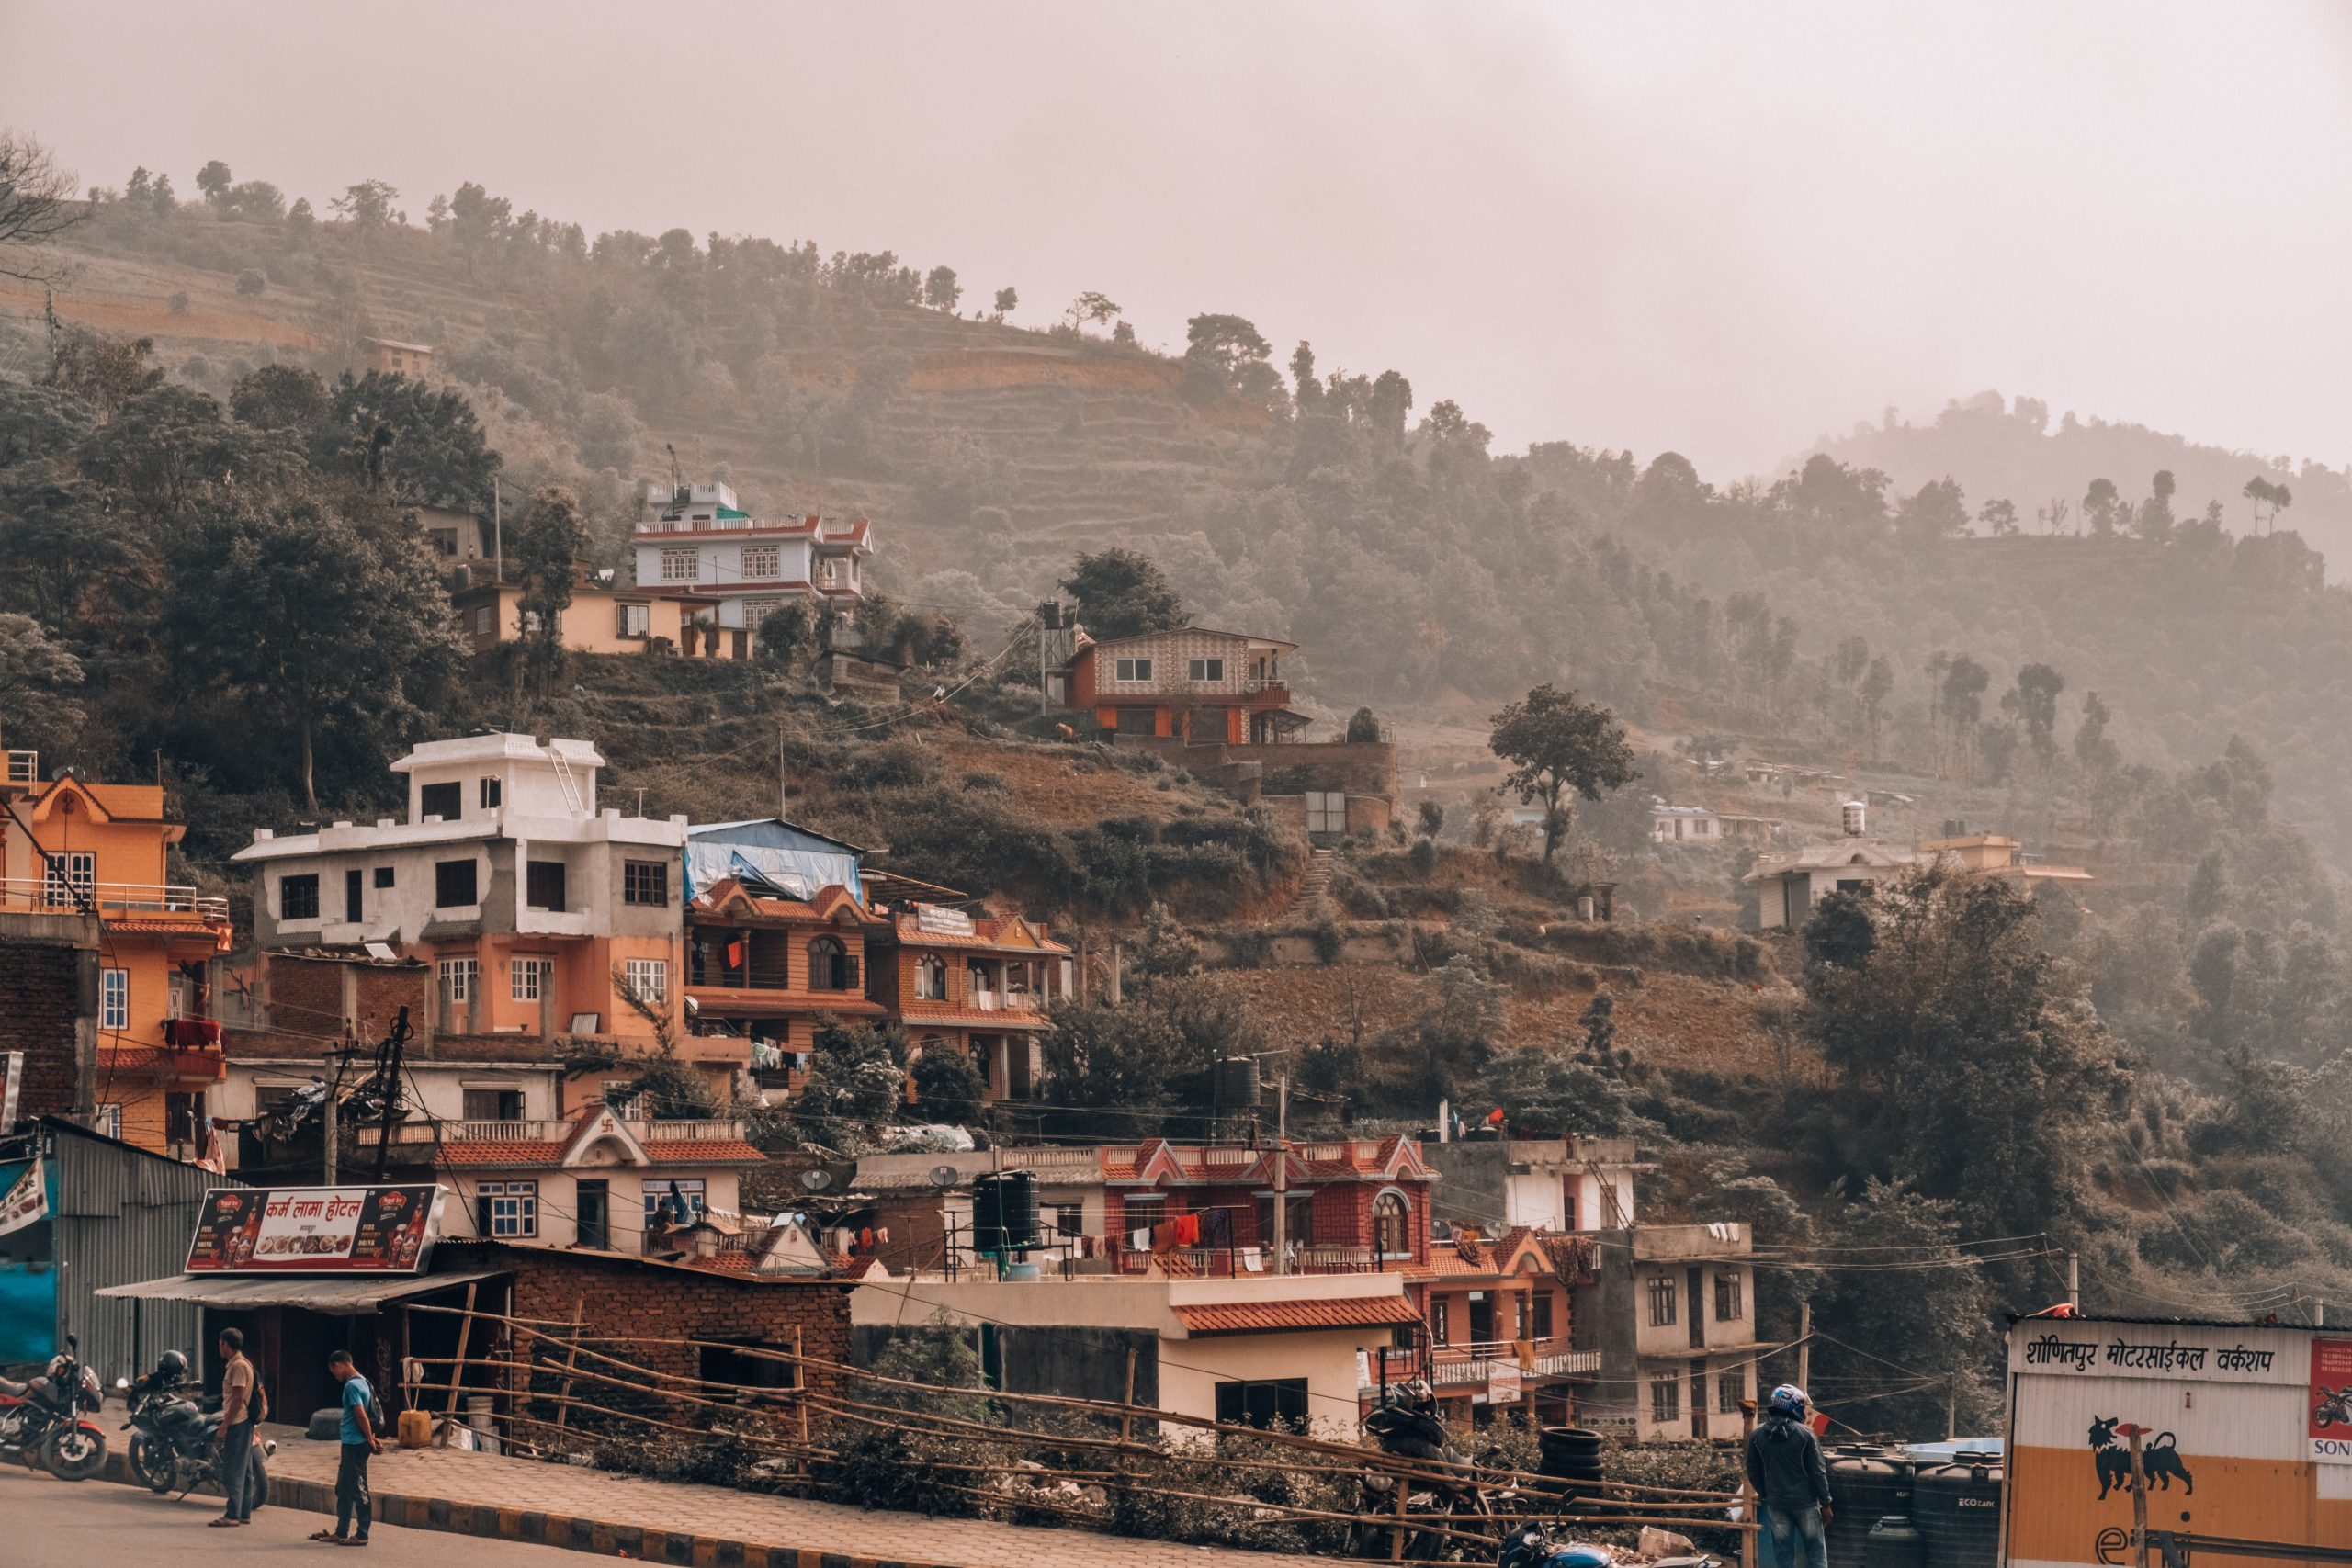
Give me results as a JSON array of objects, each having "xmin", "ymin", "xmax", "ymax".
[{"xmin": 51, "ymin": 1124, "xmax": 234, "ymax": 1382}]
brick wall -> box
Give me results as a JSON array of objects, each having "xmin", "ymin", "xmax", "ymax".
[
  {"xmin": 0, "ymin": 911, "xmax": 98, "ymax": 1119},
  {"xmin": 492, "ymin": 1244, "xmax": 853, "ymax": 1400},
  {"xmin": 264, "ymin": 956, "xmax": 433, "ymax": 1042}
]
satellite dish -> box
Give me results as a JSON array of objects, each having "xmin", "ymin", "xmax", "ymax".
[
  {"xmin": 930, "ymin": 1164, "xmax": 962, "ymax": 1188},
  {"xmin": 797, "ymin": 1168, "xmax": 833, "ymax": 1191}
]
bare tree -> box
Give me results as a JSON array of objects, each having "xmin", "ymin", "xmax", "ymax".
[{"xmin": 0, "ymin": 130, "xmax": 85, "ymax": 280}]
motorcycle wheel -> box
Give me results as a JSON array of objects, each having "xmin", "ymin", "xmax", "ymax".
[
  {"xmin": 128, "ymin": 1433, "xmax": 175, "ymax": 1494},
  {"xmin": 43, "ymin": 1425, "xmax": 106, "ymax": 1483}
]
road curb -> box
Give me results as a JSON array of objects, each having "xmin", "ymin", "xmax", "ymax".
[{"xmin": 99, "ymin": 1446, "xmax": 967, "ymax": 1568}]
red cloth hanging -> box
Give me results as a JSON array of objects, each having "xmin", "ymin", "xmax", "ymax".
[
  {"xmin": 1175, "ymin": 1213, "xmax": 1201, "ymax": 1247},
  {"xmin": 727, "ymin": 939, "xmax": 746, "ymax": 967}
]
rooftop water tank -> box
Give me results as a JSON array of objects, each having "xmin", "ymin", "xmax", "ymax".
[{"xmin": 1915, "ymin": 1453, "xmax": 2003, "ymax": 1568}]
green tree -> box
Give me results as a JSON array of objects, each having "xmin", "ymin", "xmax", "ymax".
[
  {"xmin": 330, "ymin": 179, "xmax": 401, "ymax": 243},
  {"xmin": 1064, "ymin": 291, "xmax": 1121, "ymax": 332},
  {"xmin": 1487, "ymin": 683, "xmax": 1637, "ymax": 863},
  {"xmin": 2243, "ymin": 475, "xmax": 2293, "ymax": 534},
  {"xmin": 2074, "ymin": 691, "xmax": 2119, "ymax": 773},
  {"xmin": 1978, "ymin": 497, "xmax": 2020, "ymax": 536},
  {"xmin": 2011, "ymin": 662, "xmax": 2066, "ymax": 761},
  {"xmin": 1416, "ymin": 800, "xmax": 1444, "ymax": 839},
  {"xmin": 757, "ymin": 600, "xmax": 810, "ymax": 667},
  {"xmin": 922, "ymin": 265, "xmax": 961, "ymax": 312},
  {"xmin": 990, "ymin": 286, "xmax": 1016, "ymax": 321},
  {"xmin": 229, "ymin": 364, "xmax": 332, "ymax": 433},
  {"xmin": 1344, "ymin": 706, "xmax": 1381, "ymax": 743},
  {"xmin": 910, "ymin": 1043, "xmax": 987, "ymax": 1126},
  {"xmin": 0, "ymin": 612, "xmax": 85, "ymax": 749},
  {"xmin": 0, "ymin": 131, "xmax": 85, "ymax": 281},
  {"xmin": 195, "ymin": 160, "xmax": 233, "ymax": 209},
  {"xmin": 1398, "ymin": 955, "xmax": 1508, "ymax": 1100},
  {"xmin": 1474, "ymin": 1045, "xmax": 1633, "ymax": 1136},
  {"xmin": 324, "ymin": 371, "xmax": 502, "ymax": 512},
  {"xmin": 164, "ymin": 495, "xmax": 464, "ymax": 810},
  {"xmin": 1039, "ymin": 998, "xmax": 1182, "ymax": 1141},
  {"xmin": 513, "ymin": 485, "xmax": 588, "ymax": 690},
  {"xmin": 1060, "ymin": 548, "xmax": 1185, "ymax": 639},
  {"xmin": 46, "ymin": 330, "xmax": 164, "ymax": 419},
  {"xmin": 2082, "ymin": 477, "xmax": 2123, "ymax": 536},
  {"xmin": 1816, "ymin": 1179, "xmax": 2000, "ymax": 1436},
  {"xmin": 794, "ymin": 1018, "xmax": 909, "ymax": 1147},
  {"xmin": 1805, "ymin": 865, "xmax": 2132, "ymax": 1235}
]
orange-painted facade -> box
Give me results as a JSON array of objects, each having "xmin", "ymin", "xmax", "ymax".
[
  {"xmin": 683, "ymin": 879, "xmax": 884, "ymax": 1084},
  {"xmin": 0, "ymin": 766, "xmax": 231, "ymax": 1158},
  {"xmin": 869, "ymin": 908, "xmax": 1070, "ymax": 1104}
]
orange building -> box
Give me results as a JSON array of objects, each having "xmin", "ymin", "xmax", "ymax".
[
  {"xmin": 1055, "ymin": 626, "xmax": 1306, "ymax": 745},
  {"xmin": 0, "ymin": 754, "xmax": 232, "ymax": 1159},
  {"xmin": 684, "ymin": 876, "xmax": 888, "ymax": 1071},
  {"xmin": 868, "ymin": 904, "xmax": 1071, "ymax": 1104}
]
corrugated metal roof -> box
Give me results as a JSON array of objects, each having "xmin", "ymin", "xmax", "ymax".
[{"xmin": 95, "ymin": 1269, "xmax": 504, "ymax": 1312}]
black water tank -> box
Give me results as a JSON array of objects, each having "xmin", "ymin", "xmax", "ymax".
[
  {"xmin": 971, "ymin": 1171, "xmax": 1039, "ymax": 1252},
  {"xmin": 1915, "ymin": 1455, "xmax": 2003, "ymax": 1568},
  {"xmin": 1215, "ymin": 1055, "xmax": 1261, "ymax": 1114},
  {"xmin": 1865, "ymin": 1509, "xmax": 1927, "ymax": 1568},
  {"xmin": 1826, "ymin": 1450, "xmax": 1911, "ymax": 1568}
]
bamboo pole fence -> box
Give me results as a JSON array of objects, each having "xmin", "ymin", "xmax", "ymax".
[{"xmin": 397, "ymin": 1300, "xmax": 1753, "ymax": 1561}]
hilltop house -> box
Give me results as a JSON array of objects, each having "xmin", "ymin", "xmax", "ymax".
[
  {"xmin": 450, "ymin": 564, "xmax": 728, "ymax": 659},
  {"xmin": 869, "ymin": 902, "xmax": 1071, "ymax": 1106},
  {"xmin": 1041, "ymin": 614, "xmax": 1397, "ymax": 838},
  {"xmin": 1649, "ymin": 804, "xmax": 1778, "ymax": 846},
  {"xmin": 1747, "ymin": 810, "xmax": 2093, "ymax": 931},
  {"xmin": 229, "ymin": 735, "xmax": 737, "ymax": 1109},
  {"xmin": 0, "ymin": 752, "xmax": 233, "ymax": 1159},
  {"xmin": 631, "ymin": 480, "xmax": 872, "ymax": 657}
]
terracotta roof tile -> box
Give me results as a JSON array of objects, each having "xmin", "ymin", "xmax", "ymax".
[
  {"xmin": 433, "ymin": 1141, "xmax": 569, "ymax": 1167},
  {"xmin": 1175, "ymin": 1295, "xmax": 1421, "ymax": 1336}
]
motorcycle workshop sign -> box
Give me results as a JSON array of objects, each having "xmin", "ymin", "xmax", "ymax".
[
  {"xmin": 186, "ymin": 1185, "xmax": 440, "ymax": 1273},
  {"xmin": 2311, "ymin": 1338, "xmax": 2352, "ymax": 1463}
]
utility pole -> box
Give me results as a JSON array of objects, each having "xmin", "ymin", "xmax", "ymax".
[
  {"xmin": 322, "ymin": 1055, "xmax": 339, "ymax": 1185},
  {"xmin": 1271, "ymin": 1075, "xmax": 1290, "ymax": 1277},
  {"xmin": 372, "ymin": 1008, "xmax": 411, "ymax": 1180},
  {"xmin": 777, "ymin": 721, "xmax": 787, "ymax": 819},
  {"xmin": 1796, "ymin": 1299, "xmax": 1812, "ymax": 1392},
  {"xmin": 2067, "ymin": 1251, "xmax": 2080, "ymax": 1313},
  {"xmin": 1037, "ymin": 604, "xmax": 1051, "ymax": 716},
  {"xmin": 492, "ymin": 480, "xmax": 503, "ymax": 583}
]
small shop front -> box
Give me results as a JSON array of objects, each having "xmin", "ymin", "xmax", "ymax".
[{"xmin": 95, "ymin": 1181, "xmax": 507, "ymax": 1424}]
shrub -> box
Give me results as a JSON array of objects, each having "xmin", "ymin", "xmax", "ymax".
[{"xmin": 235, "ymin": 268, "xmax": 266, "ymax": 296}]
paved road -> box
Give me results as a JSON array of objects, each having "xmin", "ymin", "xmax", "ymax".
[{"xmin": 0, "ymin": 1461, "xmax": 577, "ymax": 1566}]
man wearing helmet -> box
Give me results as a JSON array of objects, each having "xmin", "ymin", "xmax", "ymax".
[{"xmin": 1744, "ymin": 1384, "xmax": 1832, "ymax": 1568}]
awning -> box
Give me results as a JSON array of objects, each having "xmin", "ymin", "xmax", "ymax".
[{"xmin": 93, "ymin": 1269, "xmax": 504, "ymax": 1314}]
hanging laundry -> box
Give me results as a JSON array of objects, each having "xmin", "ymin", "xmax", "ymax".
[
  {"xmin": 1130, "ymin": 1227, "xmax": 1151, "ymax": 1250},
  {"xmin": 1174, "ymin": 1213, "xmax": 1201, "ymax": 1247},
  {"xmin": 727, "ymin": 939, "xmax": 746, "ymax": 967}
]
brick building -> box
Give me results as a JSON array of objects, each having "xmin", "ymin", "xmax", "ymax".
[
  {"xmin": 1393, "ymin": 1225, "xmax": 1600, "ymax": 1427},
  {"xmin": 0, "ymin": 909, "xmax": 97, "ymax": 1124},
  {"xmin": 868, "ymin": 904, "xmax": 1070, "ymax": 1106}
]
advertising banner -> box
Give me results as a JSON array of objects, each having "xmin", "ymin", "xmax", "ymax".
[
  {"xmin": 186, "ymin": 1185, "xmax": 439, "ymax": 1273},
  {"xmin": 0, "ymin": 1156, "xmax": 46, "ymax": 1237},
  {"xmin": 2310, "ymin": 1337, "xmax": 2352, "ymax": 1463}
]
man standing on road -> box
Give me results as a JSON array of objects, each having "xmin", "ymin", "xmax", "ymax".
[
  {"xmin": 1744, "ymin": 1383, "xmax": 1832, "ymax": 1568},
  {"xmin": 210, "ymin": 1327, "xmax": 258, "ymax": 1529},
  {"xmin": 313, "ymin": 1349, "xmax": 383, "ymax": 1548}
]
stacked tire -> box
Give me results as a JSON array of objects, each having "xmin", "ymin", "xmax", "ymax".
[{"xmin": 1537, "ymin": 1426, "xmax": 1603, "ymax": 1508}]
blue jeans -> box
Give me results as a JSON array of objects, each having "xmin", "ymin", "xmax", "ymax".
[
  {"xmin": 217, "ymin": 1418, "xmax": 256, "ymax": 1521},
  {"xmin": 1763, "ymin": 1502, "xmax": 1826, "ymax": 1568}
]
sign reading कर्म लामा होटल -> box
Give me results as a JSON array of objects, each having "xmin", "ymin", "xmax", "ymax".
[{"xmin": 185, "ymin": 1185, "xmax": 442, "ymax": 1273}]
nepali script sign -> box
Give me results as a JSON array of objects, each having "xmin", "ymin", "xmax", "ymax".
[
  {"xmin": 2012, "ymin": 1323, "xmax": 2305, "ymax": 1386},
  {"xmin": 186, "ymin": 1185, "xmax": 440, "ymax": 1274}
]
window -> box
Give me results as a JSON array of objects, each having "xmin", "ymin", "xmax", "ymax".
[
  {"xmin": 1373, "ymin": 1190, "xmax": 1411, "ymax": 1258},
  {"xmin": 699, "ymin": 1339, "xmax": 797, "ymax": 1393},
  {"xmin": 345, "ymin": 868, "xmax": 364, "ymax": 922},
  {"xmin": 43, "ymin": 852, "xmax": 94, "ymax": 908},
  {"xmin": 165, "ymin": 1092, "xmax": 204, "ymax": 1147},
  {"xmin": 1718, "ymin": 1371, "xmax": 1745, "ymax": 1415},
  {"xmin": 511, "ymin": 957, "xmax": 552, "ymax": 1003},
  {"xmin": 1647, "ymin": 1274, "xmax": 1679, "ymax": 1327},
  {"xmin": 1714, "ymin": 1270, "xmax": 1744, "ymax": 1322},
  {"xmin": 435, "ymin": 859, "xmax": 478, "ymax": 908},
  {"xmin": 373, "ymin": 866, "xmax": 395, "ymax": 889},
  {"xmin": 612, "ymin": 860, "xmax": 668, "ymax": 908},
  {"xmin": 100, "ymin": 967, "xmax": 130, "ymax": 1031},
  {"xmin": 1187, "ymin": 657, "xmax": 1225, "ymax": 682},
  {"xmin": 616, "ymin": 603, "xmax": 650, "ymax": 637},
  {"xmin": 644, "ymin": 1179, "xmax": 707, "ymax": 1225},
  {"xmin": 1430, "ymin": 1297, "xmax": 1450, "ymax": 1346},
  {"xmin": 1114, "ymin": 707, "xmax": 1157, "ymax": 735},
  {"xmin": 526, "ymin": 860, "xmax": 567, "ymax": 911},
  {"xmin": 1529, "ymin": 1291, "xmax": 1555, "ymax": 1342},
  {"xmin": 624, "ymin": 958, "xmax": 669, "ymax": 1006},
  {"xmin": 1650, "ymin": 1375, "xmax": 1681, "ymax": 1424},
  {"xmin": 1215, "ymin": 1377, "xmax": 1308, "ymax": 1431},
  {"xmin": 740, "ymin": 546, "xmax": 780, "ymax": 580},
  {"xmin": 480, "ymin": 776, "xmax": 503, "ymax": 809},
  {"xmin": 438, "ymin": 957, "xmax": 477, "ymax": 1002},
  {"xmin": 279, "ymin": 873, "xmax": 321, "ymax": 922},
  {"xmin": 475, "ymin": 1180, "xmax": 537, "ymax": 1238},
  {"xmin": 472, "ymin": 605, "xmax": 495, "ymax": 636},
  {"xmin": 1114, "ymin": 656, "xmax": 1154, "ymax": 682},
  {"xmin": 430, "ymin": 528, "xmax": 458, "ymax": 557},
  {"xmin": 808, "ymin": 936, "xmax": 857, "ymax": 991},
  {"xmin": 462, "ymin": 1089, "xmax": 523, "ymax": 1122},
  {"xmin": 914, "ymin": 953, "xmax": 947, "ymax": 1000},
  {"xmin": 1051, "ymin": 1203, "xmax": 1086, "ymax": 1237},
  {"xmin": 1466, "ymin": 1291, "xmax": 1495, "ymax": 1346},
  {"xmin": 93, "ymin": 1104, "xmax": 122, "ymax": 1141},
  {"xmin": 419, "ymin": 781, "xmax": 463, "ymax": 820},
  {"xmin": 660, "ymin": 547, "xmax": 698, "ymax": 582},
  {"xmin": 741, "ymin": 598, "xmax": 783, "ymax": 631}
]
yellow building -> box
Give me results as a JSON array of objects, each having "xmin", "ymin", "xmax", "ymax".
[
  {"xmin": 449, "ymin": 572, "xmax": 741, "ymax": 659},
  {"xmin": 0, "ymin": 755, "xmax": 232, "ymax": 1159}
]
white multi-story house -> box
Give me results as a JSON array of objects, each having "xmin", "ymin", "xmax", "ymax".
[
  {"xmin": 631, "ymin": 480, "xmax": 873, "ymax": 658},
  {"xmin": 228, "ymin": 735, "xmax": 743, "ymax": 1110}
]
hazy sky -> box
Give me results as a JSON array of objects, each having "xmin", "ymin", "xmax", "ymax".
[{"xmin": 6, "ymin": 3, "xmax": 2351, "ymax": 479}]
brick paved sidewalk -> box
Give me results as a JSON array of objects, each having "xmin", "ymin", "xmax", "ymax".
[{"xmin": 250, "ymin": 1426, "xmax": 1330, "ymax": 1568}]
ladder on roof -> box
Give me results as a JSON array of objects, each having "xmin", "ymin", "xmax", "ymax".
[
  {"xmin": 546, "ymin": 744, "xmax": 586, "ymax": 816},
  {"xmin": 1583, "ymin": 1156, "xmax": 1630, "ymax": 1230}
]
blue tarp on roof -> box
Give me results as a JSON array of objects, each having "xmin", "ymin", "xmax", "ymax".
[{"xmin": 685, "ymin": 819, "xmax": 864, "ymax": 905}]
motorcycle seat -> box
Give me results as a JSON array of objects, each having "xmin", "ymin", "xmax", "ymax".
[{"xmin": 0, "ymin": 1376, "xmax": 25, "ymax": 1398}]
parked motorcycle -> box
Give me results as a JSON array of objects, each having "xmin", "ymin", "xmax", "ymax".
[
  {"xmin": 2317, "ymin": 1385, "xmax": 2352, "ymax": 1429},
  {"xmin": 0, "ymin": 1333, "xmax": 108, "ymax": 1480},
  {"xmin": 121, "ymin": 1351, "xmax": 272, "ymax": 1508},
  {"xmin": 1349, "ymin": 1384, "xmax": 1492, "ymax": 1562}
]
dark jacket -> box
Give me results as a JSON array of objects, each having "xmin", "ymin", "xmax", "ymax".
[{"xmin": 1745, "ymin": 1412, "xmax": 1831, "ymax": 1510}]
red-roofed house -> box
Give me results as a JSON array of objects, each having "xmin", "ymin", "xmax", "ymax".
[
  {"xmin": 356, "ymin": 1101, "xmax": 766, "ymax": 1256},
  {"xmin": 632, "ymin": 479, "xmax": 874, "ymax": 658},
  {"xmin": 1390, "ymin": 1225, "xmax": 1600, "ymax": 1427},
  {"xmin": 1, "ymin": 758, "xmax": 233, "ymax": 1158},
  {"xmin": 684, "ymin": 876, "xmax": 885, "ymax": 1077},
  {"xmin": 868, "ymin": 903, "xmax": 1071, "ymax": 1105}
]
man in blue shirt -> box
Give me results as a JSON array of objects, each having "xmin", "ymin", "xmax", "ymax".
[{"xmin": 311, "ymin": 1350, "xmax": 382, "ymax": 1547}]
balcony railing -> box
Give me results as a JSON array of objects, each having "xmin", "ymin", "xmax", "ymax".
[
  {"xmin": 0, "ymin": 877, "xmax": 230, "ymax": 921},
  {"xmin": 1110, "ymin": 1243, "xmax": 1382, "ymax": 1277},
  {"xmin": 1361, "ymin": 1344, "xmax": 1600, "ymax": 1394},
  {"xmin": 357, "ymin": 1116, "xmax": 748, "ymax": 1147},
  {"xmin": 5, "ymin": 751, "xmax": 36, "ymax": 786}
]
